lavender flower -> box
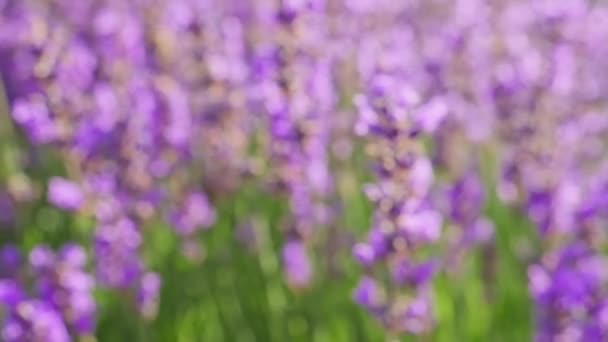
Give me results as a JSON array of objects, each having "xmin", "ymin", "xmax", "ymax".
[
  {"xmin": 529, "ymin": 243, "xmax": 608, "ymax": 341},
  {"xmin": 1, "ymin": 300, "xmax": 70, "ymax": 342},
  {"xmin": 353, "ymin": 276, "xmax": 385, "ymax": 316},
  {"xmin": 258, "ymin": 0, "xmax": 335, "ymax": 289},
  {"xmin": 94, "ymin": 217, "xmax": 142, "ymax": 289},
  {"xmin": 0, "ymin": 243, "xmax": 95, "ymax": 341},
  {"xmin": 352, "ymin": 30, "xmax": 443, "ymax": 333},
  {"xmin": 437, "ymin": 170, "xmax": 494, "ymax": 271},
  {"xmin": 47, "ymin": 177, "xmax": 84, "ymax": 212},
  {"xmin": 29, "ymin": 244, "xmax": 96, "ymax": 336}
]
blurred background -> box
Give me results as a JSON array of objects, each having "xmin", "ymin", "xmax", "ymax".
[{"xmin": 1, "ymin": 0, "xmax": 608, "ymax": 341}]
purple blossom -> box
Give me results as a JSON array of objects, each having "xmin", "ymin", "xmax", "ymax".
[
  {"xmin": 94, "ymin": 218, "xmax": 142, "ymax": 289},
  {"xmin": 485, "ymin": 2, "xmax": 608, "ymax": 338},
  {"xmin": 29, "ymin": 244, "xmax": 96, "ymax": 336},
  {"xmin": 437, "ymin": 170, "xmax": 494, "ymax": 270},
  {"xmin": 282, "ymin": 240, "xmax": 313, "ymax": 290},
  {"xmin": 353, "ymin": 276, "xmax": 384, "ymax": 314},
  {"xmin": 47, "ymin": 177, "xmax": 84, "ymax": 212},
  {"xmin": 11, "ymin": 96, "xmax": 57, "ymax": 145},
  {"xmin": 529, "ymin": 243, "xmax": 608, "ymax": 341},
  {"xmin": 0, "ymin": 242, "xmax": 95, "ymax": 341},
  {"xmin": 260, "ymin": 0, "xmax": 334, "ymax": 289},
  {"xmin": 169, "ymin": 192, "xmax": 216, "ymax": 236},
  {"xmin": 1, "ymin": 300, "xmax": 70, "ymax": 342},
  {"xmin": 391, "ymin": 260, "xmax": 437, "ymax": 288}
]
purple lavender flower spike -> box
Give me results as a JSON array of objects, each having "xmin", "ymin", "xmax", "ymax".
[
  {"xmin": 438, "ymin": 170, "xmax": 495, "ymax": 270},
  {"xmin": 529, "ymin": 243, "xmax": 608, "ymax": 341},
  {"xmin": 1, "ymin": 245, "xmax": 94, "ymax": 341},
  {"xmin": 29, "ymin": 245, "xmax": 56, "ymax": 272},
  {"xmin": 485, "ymin": 2, "xmax": 608, "ymax": 338},
  {"xmin": 350, "ymin": 2, "xmax": 453, "ymax": 332},
  {"xmin": 259, "ymin": 0, "xmax": 334, "ymax": 289},
  {"xmin": 95, "ymin": 218, "xmax": 142, "ymax": 289},
  {"xmin": 391, "ymin": 260, "xmax": 437, "ymax": 289}
]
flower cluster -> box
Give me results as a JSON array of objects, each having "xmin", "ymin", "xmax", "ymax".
[
  {"xmin": 0, "ymin": 244, "xmax": 95, "ymax": 342},
  {"xmin": 0, "ymin": 0, "xmax": 255, "ymax": 319}
]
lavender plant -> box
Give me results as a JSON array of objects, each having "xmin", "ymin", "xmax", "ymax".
[{"xmin": 257, "ymin": 0, "xmax": 335, "ymax": 289}]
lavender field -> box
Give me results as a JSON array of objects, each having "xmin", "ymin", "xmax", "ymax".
[{"xmin": 1, "ymin": 0, "xmax": 607, "ymax": 341}]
